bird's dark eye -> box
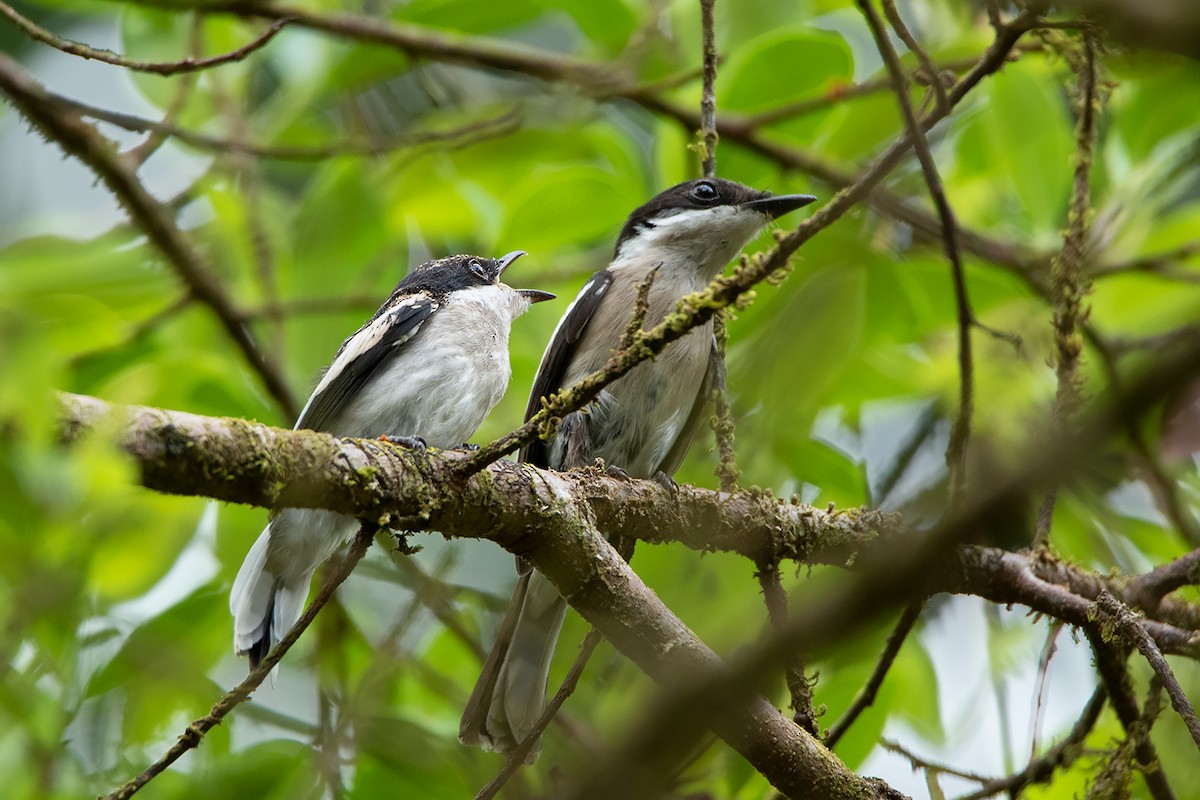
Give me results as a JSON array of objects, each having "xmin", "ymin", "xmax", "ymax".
[
  {"xmin": 690, "ymin": 181, "xmax": 719, "ymax": 203},
  {"xmin": 468, "ymin": 259, "xmax": 487, "ymax": 278}
]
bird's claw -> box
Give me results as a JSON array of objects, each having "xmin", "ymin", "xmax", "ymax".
[
  {"xmin": 604, "ymin": 463, "xmax": 632, "ymax": 482},
  {"xmin": 380, "ymin": 434, "xmax": 427, "ymax": 450},
  {"xmin": 457, "ymin": 442, "xmax": 481, "ymax": 451},
  {"xmin": 653, "ymin": 470, "xmax": 678, "ymax": 493}
]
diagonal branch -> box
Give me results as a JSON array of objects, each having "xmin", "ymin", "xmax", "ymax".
[{"xmin": 0, "ymin": 53, "xmax": 300, "ymax": 420}]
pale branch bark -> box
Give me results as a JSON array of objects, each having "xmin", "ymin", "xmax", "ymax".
[
  {"xmin": 59, "ymin": 392, "xmax": 1200, "ymax": 657},
  {"xmin": 62, "ymin": 406, "xmax": 891, "ymax": 799},
  {"xmin": 57, "ymin": 315, "xmax": 1200, "ymax": 795},
  {"xmin": 58, "ymin": 393, "xmax": 889, "ymax": 567},
  {"xmin": 0, "ymin": 53, "xmax": 300, "ymax": 421}
]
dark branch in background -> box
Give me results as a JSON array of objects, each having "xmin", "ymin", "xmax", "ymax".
[
  {"xmin": 1034, "ymin": 32, "xmax": 1098, "ymax": 548},
  {"xmin": 0, "ymin": 53, "xmax": 301, "ymax": 420},
  {"xmin": 104, "ymin": 523, "xmax": 376, "ymax": 800},
  {"xmin": 1089, "ymin": 327, "xmax": 1200, "ymax": 550},
  {"xmin": 825, "ymin": 601, "xmax": 923, "ymax": 747},
  {"xmin": 1065, "ymin": 0, "xmax": 1200, "ymax": 59},
  {"xmin": 36, "ymin": 87, "xmax": 524, "ymax": 160},
  {"xmin": 1094, "ymin": 591, "xmax": 1200, "ymax": 752},
  {"xmin": 857, "ymin": 0, "xmax": 976, "ymax": 502},
  {"xmin": 1085, "ymin": 632, "xmax": 1177, "ymax": 800},
  {"xmin": 0, "ymin": 2, "xmax": 293, "ymax": 75}
]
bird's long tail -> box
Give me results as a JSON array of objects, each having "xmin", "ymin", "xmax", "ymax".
[
  {"xmin": 459, "ymin": 570, "xmax": 568, "ymax": 760},
  {"xmin": 229, "ymin": 524, "xmax": 312, "ymax": 670}
]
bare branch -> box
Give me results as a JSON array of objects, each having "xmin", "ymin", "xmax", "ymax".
[{"xmin": 0, "ymin": 3, "xmax": 293, "ymax": 75}]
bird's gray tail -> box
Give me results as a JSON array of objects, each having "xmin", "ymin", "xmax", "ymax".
[
  {"xmin": 229, "ymin": 524, "xmax": 311, "ymax": 671},
  {"xmin": 460, "ymin": 570, "xmax": 568, "ymax": 760}
]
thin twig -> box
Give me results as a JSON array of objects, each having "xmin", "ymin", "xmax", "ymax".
[
  {"xmin": 826, "ymin": 600, "xmax": 923, "ymax": 747},
  {"xmin": 857, "ymin": 0, "xmax": 976, "ymax": 501},
  {"xmin": 102, "ymin": 522, "xmax": 376, "ymax": 800},
  {"xmin": 710, "ymin": 312, "xmax": 740, "ymax": 490},
  {"xmin": 474, "ymin": 631, "xmax": 604, "ymax": 800},
  {"xmin": 1028, "ymin": 621, "xmax": 1063, "ymax": 758},
  {"xmin": 0, "ymin": 3, "xmax": 293, "ymax": 75},
  {"xmin": 1095, "ymin": 590, "xmax": 1200, "ymax": 752},
  {"xmin": 1091, "ymin": 241, "xmax": 1200, "ymax": 279},
  {"xmin": 882, "ymin": 739, "xmax": 996, "ymax": 784}
]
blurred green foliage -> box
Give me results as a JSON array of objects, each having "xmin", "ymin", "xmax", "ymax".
[{"xmin": 1, "ymin": 0, "xmax": 1199, "ymax": 798}]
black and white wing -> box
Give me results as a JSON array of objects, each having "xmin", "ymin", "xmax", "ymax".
[
  {"xmin": 295, "ymin": 293, "xmax": 439, "ymax": 433},
  {"xmin": 520, "ymin": 270, "xmax": 614, "ymax": 467}
]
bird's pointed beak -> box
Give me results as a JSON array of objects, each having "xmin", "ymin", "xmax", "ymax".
[
  {"xmin": 518, "ymin": 289, "xmax": 556, "ymax": 304},
  {"xmin": 742, "ymin": 193, "xmax": 818, "ymax": 219},
  {"xmin": 496, "ymin": 250, "xmax": 527, "ymax": 277}
]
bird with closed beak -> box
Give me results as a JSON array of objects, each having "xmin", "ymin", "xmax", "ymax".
[
  {"xmin": 460, "ymin": 178, "xmax": 816, "ymax": 757},
  {"xmin": 230, "ymin": 251, "xmax": 554, "ymax": 671}
]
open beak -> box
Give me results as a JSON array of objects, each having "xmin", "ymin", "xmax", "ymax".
[
  {"xmin": 497, "ymin": 251, "xmax": 555, "ymax": 303},
  {"xmin": 496, "ymin": 250, "xmax": 527, "ymax": 277},
  {"xmin": 742, "ymin": 193, "xmax": 818, "ymax": 219},
  {"xmin": 518, "ymin": 289, "xmax": 556, "ymax": 303}
]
